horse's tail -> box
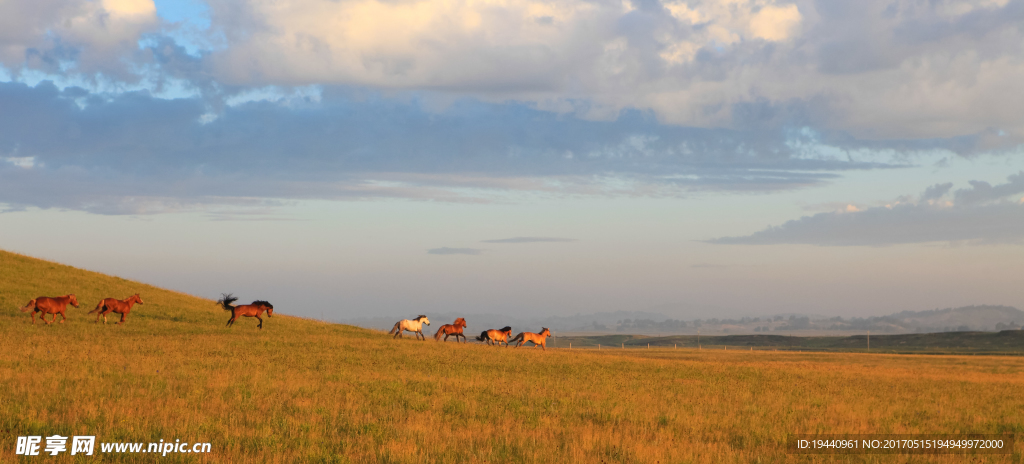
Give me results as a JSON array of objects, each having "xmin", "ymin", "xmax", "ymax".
[
  {"xmin": 434, "ymin": 326, "xmax": 445, "ymax": 340},
  {"xmin": 88, "ymin": 300, "xmax": 104, "ymax": 314},
  {"xmin": 217, "ymin": 293, "xmax": 238, "ymax": 311},
  {"xmin": 476, "ymin": 331, "xmax": 488, "ymax": 342},
  {"xmin": 20, "ymin": 299, "xmax": 36, "ymax": 312},
  {"xmin": 389, "ymin": 321, "xmax": 401, "ymax": 335},
  {"xmin": 510, "ymin": 333, "xmax": 524, "ymax": 343}
]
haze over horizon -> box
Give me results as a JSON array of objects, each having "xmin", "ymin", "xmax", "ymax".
[{"xmin": 2, "ymin": 0, "xmax": 1023, "ymax": 320}]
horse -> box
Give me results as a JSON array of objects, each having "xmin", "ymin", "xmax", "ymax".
[
  {"xmin": 20, "ymin": 294, "xmax": 79, "ymax": 324},
  {"xmin": 89, "ymin": 294, "xmax": 144, "ymax": 324},
  {"xmin": 389, "ymin": 315, "xmax": 430, "ymax": 340},
  {"xmin": 511, "ymin": 328, "xmax": 551, "ymax": 350},
  {"xmin": 218, "ymin": 294, "xmax": 274, "ymax": 329},
  {"xmin": 476, "ymin": 326, "xmax": 512, "ymax": 346},
  {"xmin": 434, "ymin": 317, "xmax": 468, "ymax": 342}
]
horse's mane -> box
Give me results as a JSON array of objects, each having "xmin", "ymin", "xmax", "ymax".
[
  {"xmin": 500, "ymin": 326, "xmax": 512, "ymax": 332},
  {"xmin": 415, "ymin": 315, "xmax": 427, "ymax": 321},
  {"xmin": 252, "ymin": 300, "xmax": 273, "ymax": 309},
  {"xmin": 454, "ymin": 317, "xmax": 466, "ymax": 327},
  {"xmin": 217, "ymin": 293, "xmax": 238, "ymax": 310}
]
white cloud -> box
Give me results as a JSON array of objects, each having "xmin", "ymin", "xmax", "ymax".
[
  {"xmin": 749, "ymin": 4, "xmax": 801, "ymax": 41},
  {"xmin": 4, "ymin": 156, "xmax": 36, "ymax": 168},
  {"xmin": 5, "ymin": 0, "xmax": 1024, "ymax": 149},
  {"xmin": 0, "ymin": 0, "xmax": 158, "ymax": 77}
]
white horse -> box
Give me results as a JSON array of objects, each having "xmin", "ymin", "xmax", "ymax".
[{"xmin": 389, "ymin": 315, "xmax": 430, "ymax": 340}]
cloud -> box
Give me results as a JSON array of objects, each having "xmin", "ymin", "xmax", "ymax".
[
  {"xmin": 0, "ymin": 80, "xmax": 914, "ymax": 214},
  {"xmin": 921, "ymin": 182, "xmax": 954, "ymax": 201},
  {"xmin": 5, "ymin": 0, "xmax": 1024, "ymax": 153},
  {"xmin": 481, "ymin": 237, "xmax": 576, "ymax": 243},
  {"xmin": 953, "ymin": 173, "xmax": 1024, "ymax": 205},
  {"xmin": 427, "ymin": 247, "xmax": 482, "ymax": 255},
  {"xmin": 0, "ymin": 0, "xmax": 159, "ymax": 79},
  {"xmin": 709, "ymin": 173, "xmax": 1024, "ymax": 246},
  {"xmin": 194, "ymin": 0, "xmax": 1024, "ymax": 148}
]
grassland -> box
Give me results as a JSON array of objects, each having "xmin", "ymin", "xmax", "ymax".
[{"xmin": 2, "ymin": 249, "xmax": 1023, "ymax": 463}]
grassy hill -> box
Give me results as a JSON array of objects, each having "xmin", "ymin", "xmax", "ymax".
[{"xmin": 2, "ymin": 249, "xmax": 1024, "ymax": 463}]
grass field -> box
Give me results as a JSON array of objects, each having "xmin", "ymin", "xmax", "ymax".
[{"xmin": 2, "ymin": 249, "xmax": 1023, "ymax": 463}]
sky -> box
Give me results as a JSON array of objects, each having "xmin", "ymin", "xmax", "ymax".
[{"xmin": 1, "ymin": 0, "xmax": 1023, "ymax": 321}]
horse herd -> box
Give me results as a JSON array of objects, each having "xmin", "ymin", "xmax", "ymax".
[
  {"xmin": 17, "ymin": 293, "xmax": 274, "ymax": 329},
  {"xmin": 18, "ymin": 294, "xmax": 548, "ymax": 349},
  {"xmin": 388, "ymin": 315, "xmax": 552, "ymax": 350}
]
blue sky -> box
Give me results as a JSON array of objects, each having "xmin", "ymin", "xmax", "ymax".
[{"xmin": 1, "ymin": 0, "xmax": 1023, "ymax": 320}]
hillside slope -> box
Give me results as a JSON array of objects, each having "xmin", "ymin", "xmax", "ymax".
[
  {"xmin": 2, "ymin": 250, "xmax": 1023, "ymax": 463},
  {"xmin": 1, "ymin": 249, "xmax": 223, "ymax": 328}
]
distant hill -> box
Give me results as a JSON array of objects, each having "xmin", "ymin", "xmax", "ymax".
[
  {"xmin": 345, "ymin": 305, "xmax": 1024, "ymax": 335},
  {"xmin": 555, "ymin": 330, "xmax": 1024, "ymax": 354},
  {"xmin": 823, "ymin": 305, "xmax": 1024, "ymax": 333}
]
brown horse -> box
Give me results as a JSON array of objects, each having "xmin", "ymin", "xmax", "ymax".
[
  {"xmin": 510, "ymin": 328, "xmax": 551, "ymax": 350},
  {"xmin": 476, "ymin": 326, "xmax": 512, "ymax": 346},
  {"xmin": 89, "ymin": 294, "xmax": 144, "ymax": 324},
  {"xmin": 218, "ymin": 294, "xmax": 274, "ymax": 329},
  {"xmin": 434, "ymin": 317, "xmax": 468, "ymax": 342},
  {"xmin": 20, "ymin": 294, "xmax": 79, "ymax": 324}
]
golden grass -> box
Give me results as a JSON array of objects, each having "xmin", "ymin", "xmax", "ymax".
[{"xmin": 2, "ymin": 249, "xmax": 1023, "ymax": 463}]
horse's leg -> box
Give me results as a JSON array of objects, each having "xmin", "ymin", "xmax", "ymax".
[
  {"xmin": 119, "ymin": 311, "xmax": 127, "ymax": 325},
  {"xmin": 418, "ymin": 330, "xmax": 425, "ymax": 340},
  {"xmin": 256, "ymin": 315, "xmax": 263, "ymax": 329},
  {"xmin": 59, "ymin": 310, "xmax": 66, "ymax": 324}
]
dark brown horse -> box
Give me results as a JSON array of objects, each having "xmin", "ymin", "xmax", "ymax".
[
  {"xmin": 434, "ymin": 317, "xmax": 468, "ymax": 342},
  {"xmin": 218, "ymin": 294, "xmax": 274, "ymax": 329},
  {"xmin": 476, "ymin": 326, "xmax": 512, "ymax": 346},
  {"xmin": 89, "ymin": 294, "xmax": 144, "ymax": 324},
  {"xmin": 20, "ymin": 294, "xmax": 79, "ymax": 324},
  {"xmin": 511, "ymin": 328, "xmax": 551, "ymax": 350}
]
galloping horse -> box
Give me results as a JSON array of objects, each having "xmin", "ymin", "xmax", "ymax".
[
  {"xmin": 389, "ymin": 315, "xmax": 430, "ymax": 340},
  {"xmin": 218, "ymin": 294, "xmax": 274, "ymax": 329},
  {"xmin": 20, "ymin": 294, "xmax": 79, "ymax": 324},
  {"xmin": 89, "ymin": 294, "xmax": 144, "ymax": 324},
  {"xmin": 510, "ymin": 328, "xmax": 551, "ymax": 350},
  {"xmin": 476, "ymin": 326, "xmax": 512, "ymax": 346},
  {"xmin": 434, "ymin": 317, "xmax": 468, "ymax": 342}
]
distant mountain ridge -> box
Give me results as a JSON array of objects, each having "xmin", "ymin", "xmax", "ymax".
[
  {"xmin": 841, "ymin": 305, "xmax": 1024, "ymax": 333},
  {"xmin": 344, "ymin": 305, "xmax": 1024, "ymax": 335}
]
